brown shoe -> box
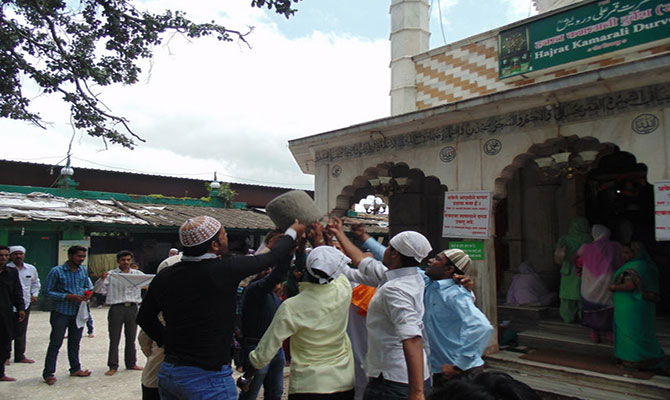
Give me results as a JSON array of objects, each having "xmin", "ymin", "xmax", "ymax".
[
  {"xmin": 0, "ymin": 375, "xmax": 17, "ymax": 382},
  {"xmin": 104, "ymin": 369, "xmax": 117, "ymax": 376},
  {"xmin": 16, "ymin": 358, "xmax": 35, "ymax": 364},
  {"xmin": 70, "ymin": 369, "xmax": 91, "ymax": 377},
  {"xmin": 44, "ymin": 376, "xmax": 57, "ymax": 385},
  {"xmin": 127, "ymin": 365, "xmax": 144, "ymax": 371}
]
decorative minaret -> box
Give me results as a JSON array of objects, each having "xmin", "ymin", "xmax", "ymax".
[{"xmin": 389, "ymin": 0, "xmax": 430, "ymax": 116}]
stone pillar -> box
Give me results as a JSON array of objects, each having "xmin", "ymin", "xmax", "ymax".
[{"xmin": 389, "ymin": 0, "xmax": 430, "ymax": 116}]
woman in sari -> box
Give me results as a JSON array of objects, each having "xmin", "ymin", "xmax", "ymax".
[
  {"xmin": 609, "ymin": 242, "xmax": 665, "ymax": 370},
  {"xmin": 555, "ymin": 217, "xmax": 592, "ymax": 323},
  {"xmin": 577, "ymin": 224, "xmax": 623, "ymax": 343}
]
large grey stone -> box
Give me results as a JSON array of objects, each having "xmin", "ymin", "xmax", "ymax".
[{"xmin": 266, "ymin": 190, "xmax": 323, "ymax": 230}]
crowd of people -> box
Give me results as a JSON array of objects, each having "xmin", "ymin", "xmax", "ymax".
[
  {"xmin": 132, "ymin": 214, "xmax": 538, "ymax": 400},
  {"xmin": 0, "ymin": 214, "xmax": 547, "ymax": 400},
  {"xmin": 554, "ymin": 218, "xmax": 666, "ymax": 371},
  {"xmin": 0, "ymin": 245, "xmax": 152, "ymax": 385}
]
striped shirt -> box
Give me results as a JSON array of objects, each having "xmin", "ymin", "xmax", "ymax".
[
  {"xmin": 43, "ymin": 263, "xmax": 93, "ymax": 316},
  {"xmin": 104, "ymin": 268, "xmax": 146, "ymax": 304}
]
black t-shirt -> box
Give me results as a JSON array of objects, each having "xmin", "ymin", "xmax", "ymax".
[{"xmin": 137, "ymin": 235, "xmax": 294, "ymax": 371}]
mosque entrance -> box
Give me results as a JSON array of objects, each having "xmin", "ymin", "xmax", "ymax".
[{"xmin": 494, "ymin": 137, "xmax": 669, "ymax": 374}]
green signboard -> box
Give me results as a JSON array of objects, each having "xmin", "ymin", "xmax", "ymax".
[
  {"xmin": 499, "ymin": 0, "xmax": 670, "ymax": 79},
  {"xmin": 449, "ymin": 241, "xmax": 485, "ymax": 260}
]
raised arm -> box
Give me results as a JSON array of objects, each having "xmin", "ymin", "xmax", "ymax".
[
  {"xmin": 327, "ymin": 216, "xmax": 368, "ymax": 267},
  {"xmin": 231, "ymin": 222, "xmax": 305, "ymax": 281}
]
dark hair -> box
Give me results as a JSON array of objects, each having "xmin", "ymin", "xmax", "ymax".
[
  {"xmin": 428, "ymin": 371, "xmax": 541, "ymax": 400},
  {"xmin": 183, "ymin": 230, "xmax": 221, "ymax": 257},
  {"xmin": 116, "ymin": 250, "xmax": 134, "ymax": 260},
  {"xmin": 68, "ymin": 245, "xmax": 87, "ymax": 255},
  {"xmin": 0, "ymin": 245, "xmax": 9, "ymax": 252}
]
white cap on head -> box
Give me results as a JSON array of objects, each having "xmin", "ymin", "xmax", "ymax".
[
  {"xmin": 305, "ymin": 246, "xmax": 351, "ymax": 284},
  {"xmin": 9, "ymin": 245, "xmax": 26, "ymax": 255},
  {"xmin": 179, "ymin": 216, "xmax": 222, "ymax": 247},
  {"xmin": 389, "ymin": 231, "xmax": 432, "ymax": 263}
]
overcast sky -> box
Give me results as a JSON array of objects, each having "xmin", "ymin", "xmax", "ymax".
[{"xmin": 1, "ymin": 0, "xmax": 537, "ymax": 190}]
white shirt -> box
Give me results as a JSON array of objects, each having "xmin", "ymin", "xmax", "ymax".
[
  {"xmin": 344, "ymin": 258, "xmax": 430, "ymax": 383},
  {"xmin": 7, "ymin": 262, "xmax": 40, "ymax": 310},
  {"xmin": 104, "ymin": 268, "xmax": 146, "ymax": 304}
]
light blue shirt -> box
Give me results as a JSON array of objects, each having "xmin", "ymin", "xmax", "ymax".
[
  {"xmin": 422, "ymin": 276, "xmax": 493, "ymax": 372},
  {"xmin": 362, "ymin": 237, "xmax": 493, "ymax": 372}
]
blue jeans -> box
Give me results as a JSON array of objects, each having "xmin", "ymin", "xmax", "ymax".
[
  {"xmin": 158, "ymin": 362, "xmax": 237, "ymax": 400},
  {"xmin": 239, "ymin": 348, "xmax": 284, "ymax": 400},
  {"xmin": 363, "ymin": 375, "xmax": 431, "ymax": 400},
  {"xmin": 42, "ymin": 311, "xmax": 84, "ymax": 378}
]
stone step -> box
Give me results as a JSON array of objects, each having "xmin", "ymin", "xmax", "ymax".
[
  {"xmin": 517, "ymin": 329, "xmax": 614, "ymax": 358},
  {"xmin": 485, "ymin": 350, "xmax": 670, "ymax": 400},
  {"xmin": 536, "ymin": 319, "xmax": 670, "ymax": 351}
]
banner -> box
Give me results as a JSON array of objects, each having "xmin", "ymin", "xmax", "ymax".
[
  {"xmin": 655, "ymin": 180, "xmax": 670, "ymax": 241},
  {"xmin": 442, "ymin": 192, "xmax": 492, "ymax": 239},
  {"xmin": 449, "ymin": 241, "xmax": 485, "ymax": 260},
  {"xmin": 499, "ymin": 0, "xmax": 670, "ymax": 79}
]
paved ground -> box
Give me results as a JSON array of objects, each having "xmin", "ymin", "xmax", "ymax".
[{"xmin": 0, "ymin": 307, "xmax": 290, "ymax": 400}]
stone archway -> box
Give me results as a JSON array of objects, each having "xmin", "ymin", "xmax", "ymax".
[
  {"xmin": 492, "ymin": 135, "xmax": 619, "ymax": 296},
  {"xmin": 332, "ymin": 161, "xmax": 447, "ymax": 251}
]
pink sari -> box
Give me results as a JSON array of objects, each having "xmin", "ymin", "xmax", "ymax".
[{"xmin": 579, "ymin": 225, "xmax": 623, "ymax": 332}]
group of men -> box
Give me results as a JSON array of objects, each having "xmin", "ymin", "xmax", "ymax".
[
  {"xmin": 134, "ymin": 214, "xmax": 495, "ymax": 400},
  {"xmin": 0, "ymin": 244, "xmax": 148, "ymax": 385}
]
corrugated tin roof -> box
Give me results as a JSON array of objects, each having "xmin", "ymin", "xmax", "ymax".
[
  {"xmin": 0, "ymin": 191, "xmax": 274, "ymax": 230},
  {"xmin": 0, "ymin": 191, "xmax": 389, "ymax": 235}
]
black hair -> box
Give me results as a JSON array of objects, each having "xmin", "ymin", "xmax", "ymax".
[
  {"xmin": 0, "ymin": 245, "xmax": 9, "ymax": 252},
  {"xmin": 427, "ymin": 371, "xmax": 541, "ymax": 400},
  {"xmin": 116, "ymin": 250, "xmax": 134, "ymax": 260},
  {"xmin": 182, "ymin": 230, "xmax": 221, "ymax": 257},
  {"xmin": 264, "ymin": 229, "xmax": 284, "ymax": 245},
  {"xmin": 68, "ymin": 245, "xmax": 87, "ymax": 255}
]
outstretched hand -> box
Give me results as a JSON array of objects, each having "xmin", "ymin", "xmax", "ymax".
[
  {"xmin": 326, "ymin": 216, "xmax": 345, "ymax": 238},
  {"xmin": 308, "ymin": 221, "xmax": 326, "ymax": 247}
]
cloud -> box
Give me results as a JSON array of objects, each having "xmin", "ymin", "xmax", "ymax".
[{"xmin": 2, "ymin": 2, "xmax": 390, "ymax": 189}]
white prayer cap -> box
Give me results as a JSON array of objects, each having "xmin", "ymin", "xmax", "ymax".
[
  {"xmin": 306, "ymin": 245, "xmax": 351, "ymax": 284},
  {"xmin": 9, "ymin": 245, "xmax": 26, "ymax": 255},
  {"xmin": 389, "ymin": 231, "xmax": 432, "ymax": 263},
  {"xmin": 441, "ymin": 249, "xmax": 473, "ymax": 274},
  {"xmin": 591, "ymin": 224, "xmax": 610, "ymax": 241},
  {"xmin": 179, "ymin": 216, "xmax": 222, "ymax": 247}
]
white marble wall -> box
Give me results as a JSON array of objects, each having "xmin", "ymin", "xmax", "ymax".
[{"xmin": 313, "ymin": 106, "xmax": 669, "ymax": 350}]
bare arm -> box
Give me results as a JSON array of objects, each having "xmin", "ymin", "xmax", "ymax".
[
  {"xmin": 327, "ymin": 216, "xmax": 367, "ymax": 266},
  {"xmin": 402, "ymin": 336, "xmax": 425, "ymax": 400}
]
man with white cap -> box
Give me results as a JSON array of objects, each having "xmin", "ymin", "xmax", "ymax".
[
  {"xmin": 328, "ymin": 218, "xmax": 432, "ymax": 400},
  {"xmin": 239, "ymin": 245, "xmax": 355, "ymax": 399},
  {"xmin": 423, "ymin": 249, "xmax": 493, "ymax": 388},
  {"xmin": 137, "ymin": 216, "xmax": 305, "ymax": 400},
  {"xmin": 6, "ymin": 245, "xmax": 40, "ymax": 364}
]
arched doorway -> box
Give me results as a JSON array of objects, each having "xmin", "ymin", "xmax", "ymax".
[
  {"xmin": 493, "ymin": 135, "xmax": 669, "ymax": 353},
  {"xmin": 331, "ymin": 162, "xmax": 447, "ymax": 252}
]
